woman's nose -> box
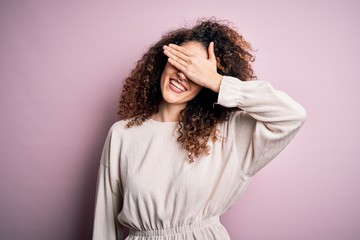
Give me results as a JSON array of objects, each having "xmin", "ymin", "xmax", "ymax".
[{"xmin": 176, "ymin": 72, "xmax": 187, "ymax": 82}]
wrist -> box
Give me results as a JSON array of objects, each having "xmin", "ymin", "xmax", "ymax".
[{"xmin": 211, "ymin": 74, "xmax": 223, "ymax": 93}]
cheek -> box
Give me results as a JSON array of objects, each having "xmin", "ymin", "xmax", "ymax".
[
  {"xmin": 160, "ymin": 66, "xmax": 169, "ymax": 86},
  {"xmin": 191, "ymin": 84, "xmax": 203, "ymax": 95},
  {"xmin": 160, "ymin": 62, "xmax": 174, "ymax": 83}
]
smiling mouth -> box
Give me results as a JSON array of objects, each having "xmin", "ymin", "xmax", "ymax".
[{"xmin": 170, "ymin": 78, "xmax": 187, "ymax": 92}]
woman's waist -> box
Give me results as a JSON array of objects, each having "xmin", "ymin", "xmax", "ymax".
[{"xmin": 127, "ymin": 216, "xmax": 222, "ymax": 237}]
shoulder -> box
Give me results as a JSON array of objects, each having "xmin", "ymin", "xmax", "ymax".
[
  {"xmin": 109, "ymin": 119, "xmax": 129, "ymax": 131},
  {"xmin": 107, "ymin": 118, "xmax": 151, "ymax": 138},
  {"xmin": 104, "ymin": 119, "xmax": 132, "ymax": 139}
]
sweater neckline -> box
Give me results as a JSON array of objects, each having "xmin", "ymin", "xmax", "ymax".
[{"xmin": 147, "ymin": 118, "xmax": 178, "ymax": 125}]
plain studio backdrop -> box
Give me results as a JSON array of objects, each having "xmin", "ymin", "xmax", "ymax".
[{"xmin": 0, "ymin": 0, "xmax": 359, "ymax": 239}]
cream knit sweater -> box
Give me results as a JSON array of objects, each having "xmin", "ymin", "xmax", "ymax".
[{"xmin": 92, "ymin": 76, "xmax": 306, "ymax": 240}]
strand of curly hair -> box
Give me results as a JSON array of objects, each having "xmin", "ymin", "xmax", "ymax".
[{"xmin": 118, "ymin": 18, "xmax": 256, "ymax": 162}]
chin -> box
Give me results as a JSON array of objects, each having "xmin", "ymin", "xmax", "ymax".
[{"xmin": 162, "ymin": 95, "xmax": 187, "ymax": 105}]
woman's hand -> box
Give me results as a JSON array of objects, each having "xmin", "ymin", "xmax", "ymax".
[{"xmin": 163, "ymin": 42, "xmax": 223, "ymax": 93}]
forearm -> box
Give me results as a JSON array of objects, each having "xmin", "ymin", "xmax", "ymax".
[{"xmin": 217, "ymin": 76, "xmax": 307, "ymax": 131}]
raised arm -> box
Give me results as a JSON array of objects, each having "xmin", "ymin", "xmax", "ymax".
[{"xmin": 217, "ymin": 76, "xmax": 306, "ymax": 176}]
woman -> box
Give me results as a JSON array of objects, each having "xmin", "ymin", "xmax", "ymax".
[{"xmin": 92, "ymin": 19, "xmax": 306, "ymax": 240}]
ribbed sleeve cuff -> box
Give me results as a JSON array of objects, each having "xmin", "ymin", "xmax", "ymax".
[{"xmin": 217, "ymin": 76, "xmax": 242, "ymax": 108}]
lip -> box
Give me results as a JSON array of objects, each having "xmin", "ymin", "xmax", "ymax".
[
  {"xmin": 170, "ymin": 77, "xmax": 188, "ymax": 91},
  {"xmin": 169, "ymin": 80, "xmax": 187, "ymax": 93},
  {"xmin": 169, "ymin": 82, "xmax": 184, "ymax": 93}
]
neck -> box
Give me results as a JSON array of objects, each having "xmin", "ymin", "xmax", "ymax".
[{"xmin": 151, "ymin": 100, "xmax": 186, "ymax": 122}]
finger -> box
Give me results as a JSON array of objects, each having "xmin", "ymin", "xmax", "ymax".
[
  {"xmin": 168, "ymin": 44, "xmax": 193, "ymax": 57},
  {"xmin": 167, "ymin": 57, "xmax": 186, "ymax": 72},
  {"xmin": 208, "ymin": 42, "xmax": 216, "ymax": 62},
  {"xmin": 163, "ymin": 48, "xmax": 188, "ymax": 68},
  {"xmin": 164, "ymin": 45, "xmax": 190, "ymax": 63}
]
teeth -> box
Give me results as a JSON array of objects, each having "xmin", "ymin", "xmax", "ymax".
[{"xmin": 170, "ymin": 80, "xmax": 186, "ymax": 91}]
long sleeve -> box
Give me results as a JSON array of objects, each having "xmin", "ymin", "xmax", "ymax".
[
  {"xmin": 217, "ymin": 76, "xmax": 307, "ymax": 176},
  {"xmin": 92, "ymin": 124, "xmax": 125, "ymax": 240}
]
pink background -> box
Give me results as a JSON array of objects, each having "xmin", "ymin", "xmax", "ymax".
[{"xmin": 1, "ymin": 0, "xmax": 359, "ymax": 239}]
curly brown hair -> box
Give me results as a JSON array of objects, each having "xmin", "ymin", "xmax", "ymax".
[{"xmin": 118, "ymin": 18, "xmax": 256, "ymax": 162}]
